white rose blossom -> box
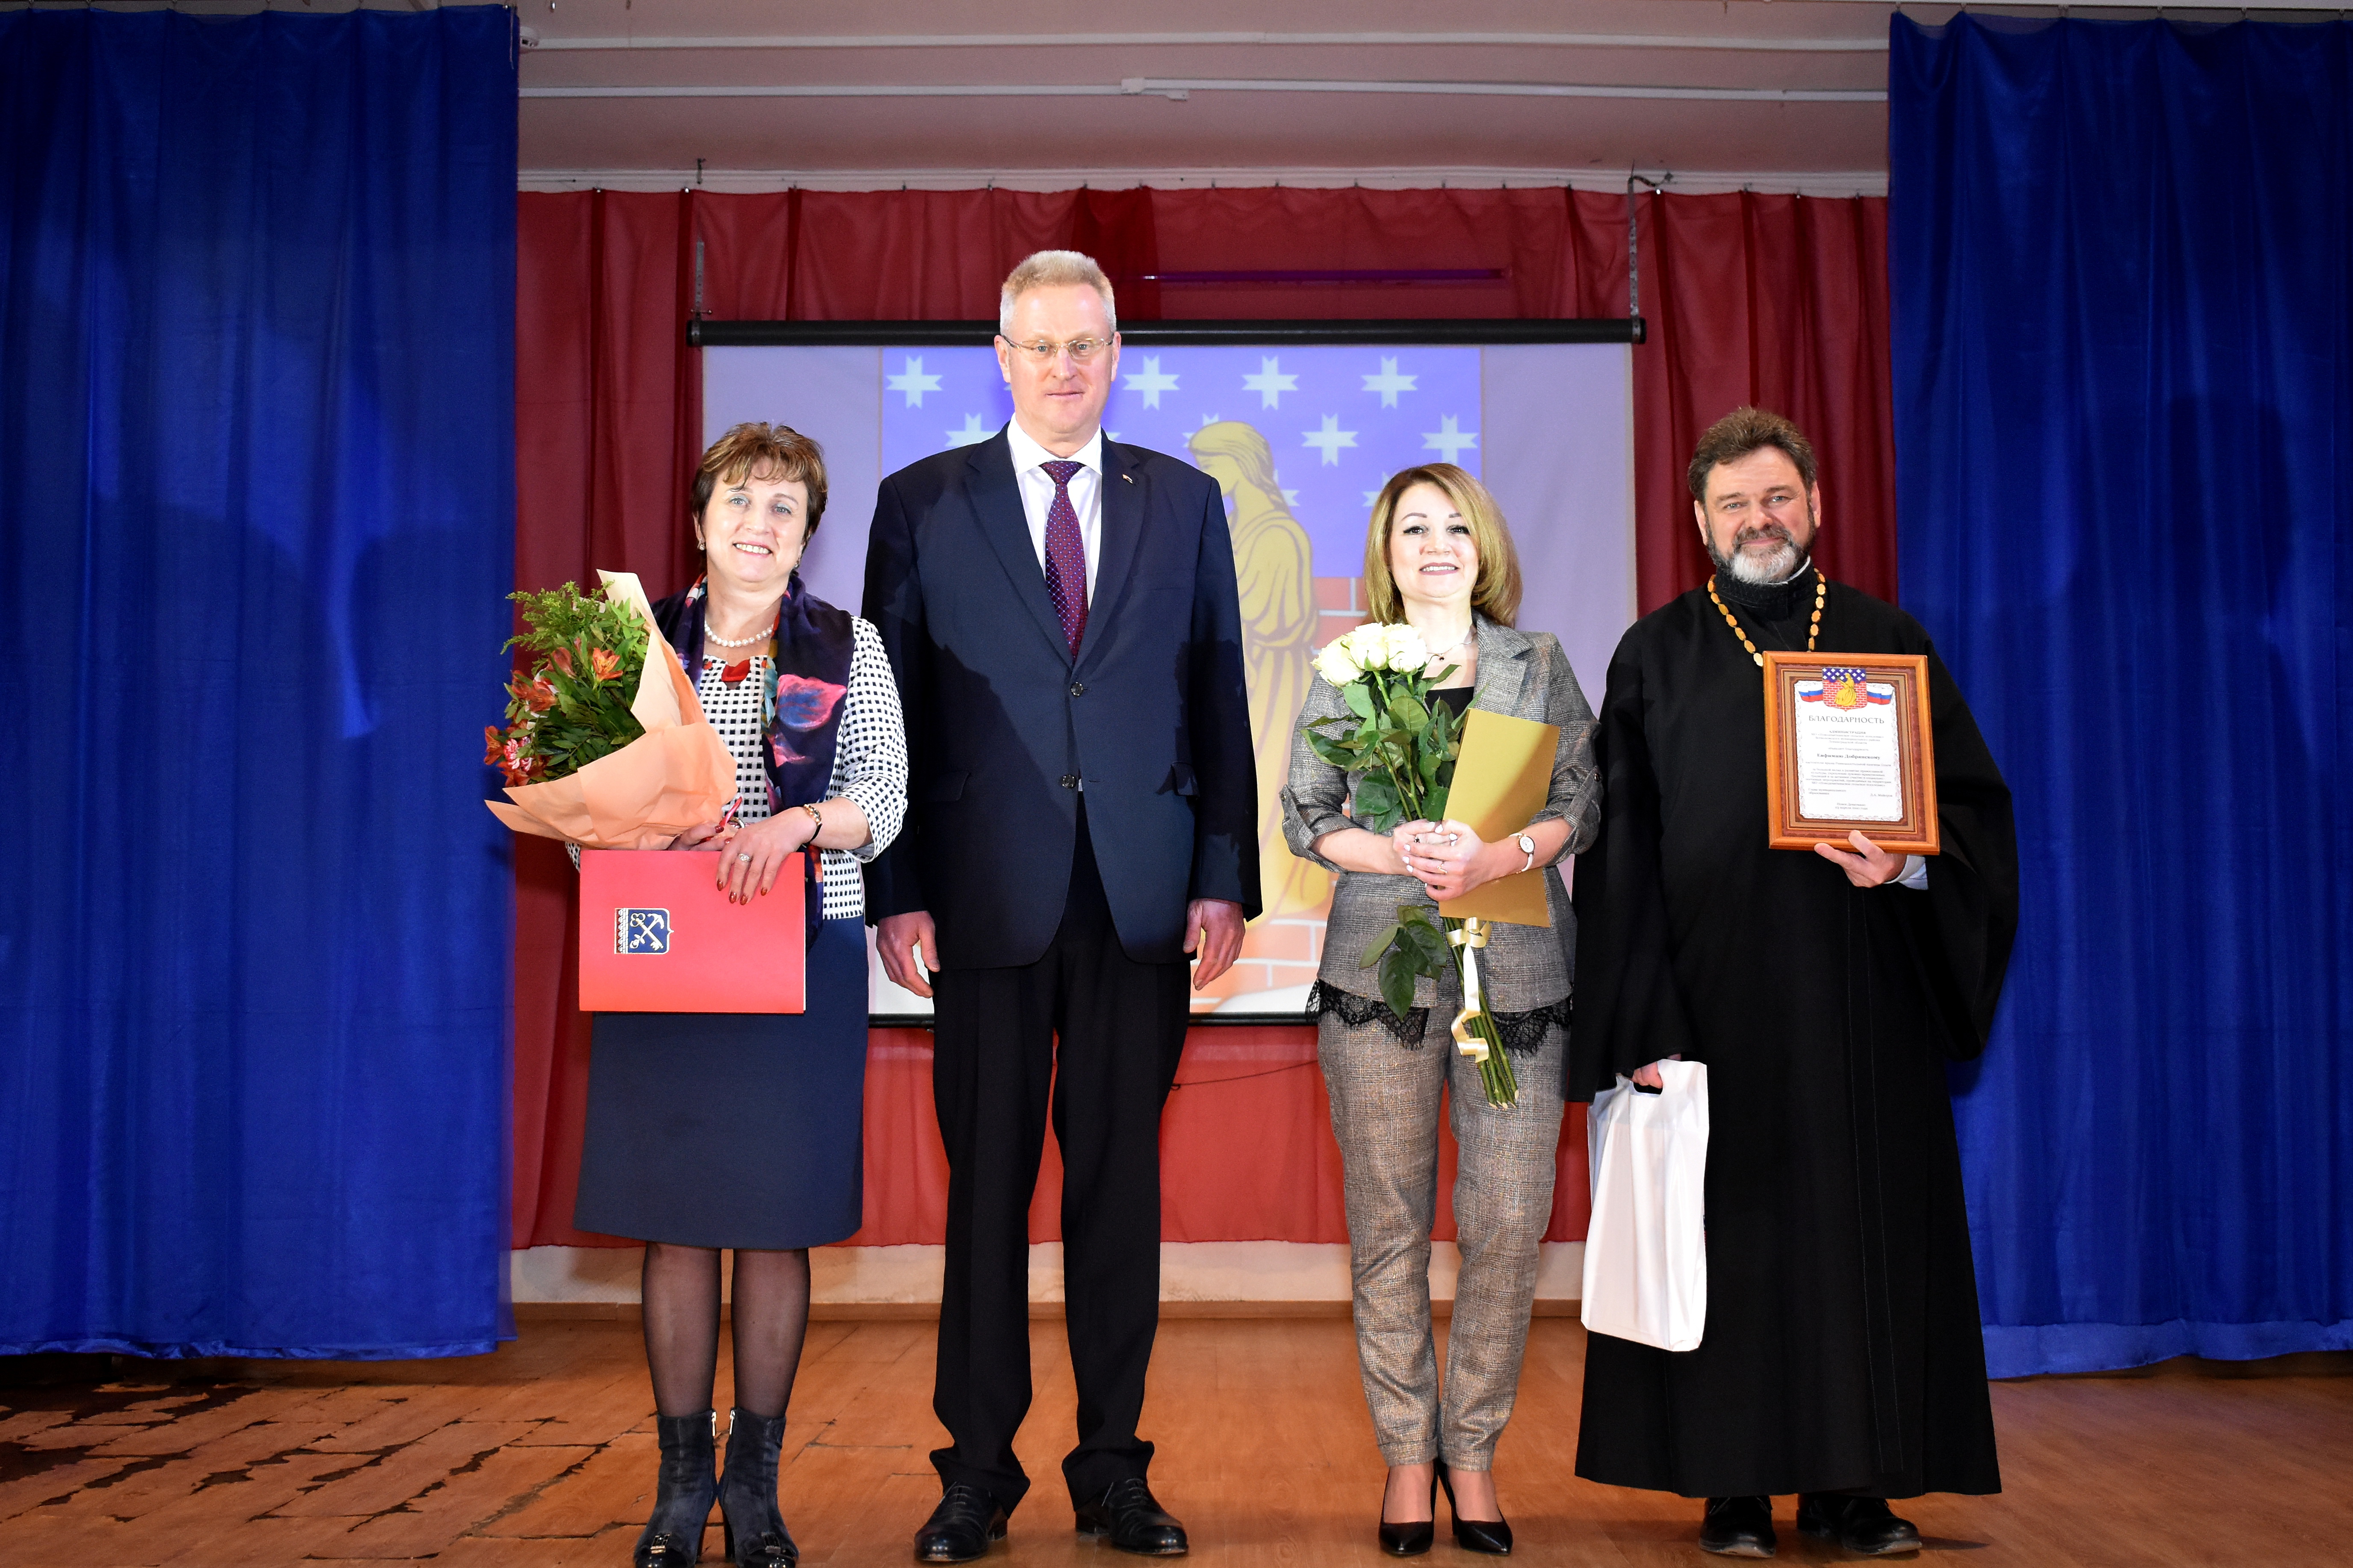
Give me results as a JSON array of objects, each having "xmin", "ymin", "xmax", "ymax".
[
  {"xmin": 1314, "ymin": 635, "xmax": 1366, "ymax": 686},
  {"xmin": 1382, "ymin": 622, "xmax": 1430, "ymax": 674},
  {"xmin": 1337, "ymin": 623, "xmax": 1390, "ymax": 673}
]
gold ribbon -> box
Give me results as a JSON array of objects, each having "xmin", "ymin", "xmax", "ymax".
[{"xmin": 1448, "ymin": 917, "xmax": 1492, "ymax": 1064}]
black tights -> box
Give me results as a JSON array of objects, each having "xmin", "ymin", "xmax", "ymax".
[{"xmin": 641, "ymin": 1243, "xmax": 812, "ymax": 1420}]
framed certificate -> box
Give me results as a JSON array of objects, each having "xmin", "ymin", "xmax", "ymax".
[{"xmin": 1760, "ymin": 652, "xmax": 1940, "ymax": 855}]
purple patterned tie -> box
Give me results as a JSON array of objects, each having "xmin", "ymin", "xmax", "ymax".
[{"xmin": 1039, "ymin": 458, "xmax": 1089, "ymax": 657}]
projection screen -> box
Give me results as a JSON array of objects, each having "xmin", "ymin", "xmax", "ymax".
[{"xmin": 703, "ymin": 329, "xmax": 1638, "ymax": 1021}]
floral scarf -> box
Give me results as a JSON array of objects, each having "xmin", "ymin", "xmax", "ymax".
[{"xmin": 652, "ymin": 572, "xmax": 855, "ymax": 936}]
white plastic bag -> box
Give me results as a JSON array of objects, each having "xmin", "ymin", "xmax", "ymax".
[{"xmin": 1580, "ymin": 1061, "xmax": 1709, "ymax": 1352}]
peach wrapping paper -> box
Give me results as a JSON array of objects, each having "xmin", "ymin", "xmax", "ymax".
[{"xmin": 485, "ymin": 571, "xmax": 737, "ymax": 849}]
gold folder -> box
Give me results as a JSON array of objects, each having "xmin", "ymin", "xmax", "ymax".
[{"xmin": 1437, "ymin": 708, "xmax": 1560, "ymax": 927}]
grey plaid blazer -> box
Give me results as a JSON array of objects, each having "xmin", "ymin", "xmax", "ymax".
[{"xmin": 1280, "ymin": 616, "xmax": 1601, "ymax": 1012}]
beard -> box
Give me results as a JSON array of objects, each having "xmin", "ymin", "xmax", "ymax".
[{"xmin": 1707, "ymin": 508, "xmax": 1815, "ymax": 585}]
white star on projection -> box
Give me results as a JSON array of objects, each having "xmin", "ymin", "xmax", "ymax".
[
  {"xmin": 1198, "ymin": 411, "xmax": 1223, "ymax": 426},
  {"xmin": 944, "ymin": 413, "xmax": 992, "ymax": 448},
  {"xmin": 1362, "ymin": 490, "xmax": 1386, "ymax": 507},
  {"xmin": 1303, "ymin": 415, "xmax": 1358, "ymax": 466},
  {"xmin": 886, "ymin": 356, "xmax": 944, "ymax": 408},
  {"xmin": 1242, "ymin": 357, "xmax": 1300, "ymax": 410},
  {"xmin": 1362, "ymin": 357, "xmax": 1418, "ymax": 408},
  {"xmin": 1422, "ymin": 415, "xmax": 1479, "ymax": 463},
  {"xmin": 1121, "ymin": 356, "xmax": 1180, "ymax": 409},
  {"xmin": 1283, "ymin": 489, "xmax": 1301, "ymax": 506}
]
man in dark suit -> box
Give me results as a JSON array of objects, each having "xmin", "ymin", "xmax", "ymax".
[{"xmin": 862, "ymin": 250, "xmax": 1259, "ymax": 1562}]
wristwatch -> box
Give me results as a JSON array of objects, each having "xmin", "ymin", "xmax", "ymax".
[{"xmin": 1516, "ymin": 832, "xmax": 1538, "ymax": 873}]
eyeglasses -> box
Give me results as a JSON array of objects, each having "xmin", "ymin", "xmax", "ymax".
[{"xmin": 1002, "ymin": 335, "xmax": 1113, "ymax": 365}]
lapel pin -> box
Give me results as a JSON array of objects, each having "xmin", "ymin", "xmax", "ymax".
[{"xmin": 1122, "ymin": 474, "xmax": 1134, "ymax": 484}]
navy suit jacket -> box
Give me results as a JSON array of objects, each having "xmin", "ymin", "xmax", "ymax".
[{"xmin": 860, "ymin": 428, "xmax": 1260, "ymax": 969}]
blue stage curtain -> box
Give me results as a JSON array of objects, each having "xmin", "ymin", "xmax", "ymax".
[
  {"xmin": 1890, "ymin": 15, "xmax": 2353, "ymax": 1376},
  {"xmin": 0, "ymin": 9, "xmax": 516, "ymax": 1357}
]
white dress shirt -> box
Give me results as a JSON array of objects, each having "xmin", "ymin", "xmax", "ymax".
[{"xmin": 1004, "ymin": 417, "xmax": 1102, "ymax": 603}]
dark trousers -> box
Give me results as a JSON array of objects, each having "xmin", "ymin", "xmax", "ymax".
[{"xmin": 928, "ymin": 804, "xmax": 1192, "ymax": 1513}]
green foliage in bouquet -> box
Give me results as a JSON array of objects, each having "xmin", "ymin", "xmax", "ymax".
[
  {"xmin": 484, "ymin": 583, "xmax": 651, "ymax": 784},
  {"xmin": 1304, "ymin": 673, "xmax": 1462, "ymax": 840},
  {"xmin": 1303, "ymin": 685, "xmax": 1457, "ymax": 1016},
  {"xmin": 1302, "ymin": 621, "xmax": 1517, "ymax": 1108}
]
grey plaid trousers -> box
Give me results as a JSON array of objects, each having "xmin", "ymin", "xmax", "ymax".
[{"xmin": 1318, "ymin": 988, "xmax": 1566, "ymax": 1470}]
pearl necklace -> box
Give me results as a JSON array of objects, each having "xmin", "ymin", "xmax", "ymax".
[
  {"xmin": 705, "ymin": 613, "xmax": 777, "ymax": 649},
  {"xmin": 1707, "ymin": 572, "xmax": 1827, "ymax": 668}
]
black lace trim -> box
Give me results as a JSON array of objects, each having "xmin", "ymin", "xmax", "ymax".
[
  {"xmin": 1306, "ymin": 981, "xmax": 1429, "ymax": 1045},
  {"xmin": 1306, "ymin": 981, "xmax": 1572, "ymax": 1056},
  {"xmin": 1491, "ymin": 995, "xmax": 1572, "ymax": 1055}
]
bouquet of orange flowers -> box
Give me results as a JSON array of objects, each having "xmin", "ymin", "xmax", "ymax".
[
  {"xmin": 483, "ymin": 572, "xmax": 736, "ymax": 849},
  {"xmin": 486, "ymin": 581, "xmax": 650, "ymax": 785}
]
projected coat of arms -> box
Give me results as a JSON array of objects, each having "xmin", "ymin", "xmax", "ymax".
[{"xmin": 881, "ymin": 346, "xmax": 1484, "ymax": 1013}]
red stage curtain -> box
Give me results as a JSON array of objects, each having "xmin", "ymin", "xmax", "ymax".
[
  {"xmin": 1630, "ymin": 192, "xmax": 1897, "ymax": 611},
  {"xmin": 510, "ymin": 187, "xmax": 1891, "ymax": 1251},
  {"xmin": 513, "ymin": 191, "xmax": 701, "ymax": 1248},
  {"xmin": 1147, "ymin": 187, "xmax": 1628, "ymax": 321}
]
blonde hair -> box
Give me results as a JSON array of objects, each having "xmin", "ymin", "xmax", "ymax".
[
  {"xmin": 1363, "ymin": 465, "xmax": 1522, "ymax": 628},
  {"xmin": 998, "ymin": 250, "xmax": 1118, "ymax": 339}
]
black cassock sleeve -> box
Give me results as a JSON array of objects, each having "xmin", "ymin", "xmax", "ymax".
[
  {"xmin": 1900, "ymin": 637, "xmax": 2020, "ymax": 1060},
  {"xmin": 1566, "ymin": 632, "xmax": 1702, "ymax": 1100}
]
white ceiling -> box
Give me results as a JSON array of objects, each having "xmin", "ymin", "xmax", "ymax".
[
  {"xmin": 516, "ymin": 0, "xmax": 1911, "ymax": 193},
  {"xmin": 506, "ymin": 0, "xmax": 2347, "ymax": 194},
  {"xmin": 62, "ymin": 1, "xmax": 2346, "ymax": 194}
]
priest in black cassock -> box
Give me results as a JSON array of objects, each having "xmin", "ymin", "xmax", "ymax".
[{"xmin": 1568, "ymin": 407, "xmax": 2019, "ymax": 1559}]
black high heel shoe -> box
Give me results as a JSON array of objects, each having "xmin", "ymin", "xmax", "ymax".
[
  {"xmin": 1377, "ymin": 1466, "xmax": 1437, "ymax": 1556},
  {"xmin": 636, "ymin": 1410, "xmax": 718, "ymax": 1566},
  {"xmin": 719, "ymin": 1408, "xmax": 799, "ymax": 1568},
  {"xmin": 1435, "ymin": 1457, "xmax": 1513, "ymax": 1555}
]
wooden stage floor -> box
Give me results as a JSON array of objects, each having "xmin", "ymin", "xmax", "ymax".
[{"xmin": 3, "ymin": 1317, "xmax": 2348, "ymax": 1567}]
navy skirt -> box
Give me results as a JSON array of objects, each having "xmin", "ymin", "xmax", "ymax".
[{"xmin": 575, "ymin": 915, "xmax": 867, "ymax": 1250}]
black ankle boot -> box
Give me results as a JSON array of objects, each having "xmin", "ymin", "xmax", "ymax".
[
  {"xmin": 637, "ymin": 1411, "xmax": 718, "ymax": 1566},
  {"xmin": 719, "ymin": 1408, "xmax": 798, "ymax": 1568}
]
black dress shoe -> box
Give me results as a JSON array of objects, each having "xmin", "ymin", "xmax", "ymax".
[
  {"xmin": 635, "ymin": 1411, "xmax": 718, "ymax": 1567},
  {"xmin": 1377, "ymin": 1468, "xmax": 1436, "ymax": 1556},
  {"xmin": 1796, "ymin": 1494, "xmax": 1921, "ymax": 1556},
  {"xmin": 1433, "ymin": 1458, "xmax": 1512, "ymax": 1554},
  {"xmin": 1074, "ymin": 1477, "xmax": 1189, "ymax": 1556},
  {"xmin": 718, "ymin": 1409, "xmax": 798, "ymax": 1568},
  {"xmin": 914, "ymin": 1483, "xmax": 1007, "ymax": 1563},
  {"xmin": 1698, "ymin": 1496, "xmax": 1777, "ymax": 1558}
]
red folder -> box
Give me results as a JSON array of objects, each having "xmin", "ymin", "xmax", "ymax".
[{"xmin": 577, "ymin": 849, "xmax": 807, "ymax": 1014}]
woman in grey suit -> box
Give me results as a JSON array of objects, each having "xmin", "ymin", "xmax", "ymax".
[{"xmin": 1281, "ymin": 463, "xmax": 1600, "ymax": 1557}]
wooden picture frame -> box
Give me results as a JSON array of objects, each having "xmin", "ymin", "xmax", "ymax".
[{"xmin": 1760, "ymin": 652, "xmax": 1940, "ymax": 855}]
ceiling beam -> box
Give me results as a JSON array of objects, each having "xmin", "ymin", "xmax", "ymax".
[
  {"xmin": 517, "ymin": 166, "xmax": 1892, "ymax": 197},
  {"xmin": 522, "ymin": 78, "xmax": 1886, "ymax": 104},
  {"xmin": 523, "ymin": 31, "xmax": 1892, "ymax": 55}
]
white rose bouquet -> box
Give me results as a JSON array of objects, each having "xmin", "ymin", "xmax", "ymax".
[{"xmin": 1303, "ymin": 622, "xmax": 1516, "ymax": 1107}]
